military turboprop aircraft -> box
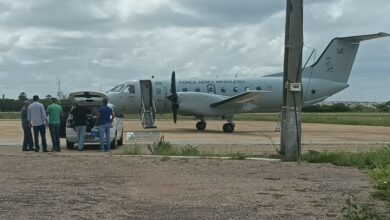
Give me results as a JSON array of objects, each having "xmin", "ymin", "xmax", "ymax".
[{"xmin": 106, "ymin": 33, "xmax": 389, "ymax": 133}]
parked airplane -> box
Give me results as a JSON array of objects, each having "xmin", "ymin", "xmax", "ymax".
[{"xmin": 106, "ymin": 33, "xmax": 389, "ymax": 133}]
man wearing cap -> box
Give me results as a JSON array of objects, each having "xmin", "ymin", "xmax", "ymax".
[{"xmin": 21, "ymin": 100, "xmax": 34, "ymax": 151}]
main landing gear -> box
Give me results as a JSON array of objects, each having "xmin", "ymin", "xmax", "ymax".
[
  {"xmin": 223, "ymin": 121, "xmax": 235, "ymax": 133},
  {"xmin": 195, "ymin": 119, "xmax": 235, "ymax": 133},
  {"xmin": 196, "ymin": 120, "xmax": 207, "ymax": 131}
]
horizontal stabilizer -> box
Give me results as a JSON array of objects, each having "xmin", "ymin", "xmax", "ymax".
[
  {"xmin": 210, "ymin": 91, "xmax": 269, "ymax": 108},
  {"xmin": 337, "ymin": 32, "xmax": 389, "ymax": 42}
]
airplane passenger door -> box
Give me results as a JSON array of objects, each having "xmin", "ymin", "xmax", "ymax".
[
  {"xmin": 140, "ymin": 80, "xmax": 153, "ymax": 110},
  {"xmin": 207, "ymin": 84, "xmax": 216, "ymax": 94}
]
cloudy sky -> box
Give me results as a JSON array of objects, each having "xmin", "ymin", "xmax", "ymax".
[{"xmin": 0, "ymin": 0, "xmax": 389, "ymax": 102}]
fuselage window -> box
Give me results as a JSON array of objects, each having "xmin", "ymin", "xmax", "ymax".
[
  {"xmin": 221, "ymin": 87, "xmax": 226, "ymax": 93},
  {"xmin": 245, "ymin": 87, "xmax": 250, "ymax": 91},
  {"xmin": 110, "ymin": 84, "xmax": 125, "ymax": 92},
  {"xmin": 195, "ymin": 87, "xmax": 200, "ymax": 92},
  {"xmin": 182, "ymin": 88, "xmax": 188, "ymax": 92},
  {"xmin": 156, "ymin": 88, "xmax": 161, "ymax": 94},
  {"xmin": 233, "ymin": 87, "xmax": 239, "ymax": 92},
  {"xmin": 256, "ymin": 86, "xmax": 262, "ymax": 90}
]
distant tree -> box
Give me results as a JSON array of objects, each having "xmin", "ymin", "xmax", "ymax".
[
  {"xmin": 45, "ymin": 94, "xmax": 52, "ymax": 100},
  {"xmin": 375, "ymin": 103, "xmax": 390, "ymax": 112},
  {"xmin": 18, "ymin": 92, "xmax": 28, "ymax": 101},
  {"xmin": 328, "ymin": 103, "xmax": 351, "ymax": 112}
]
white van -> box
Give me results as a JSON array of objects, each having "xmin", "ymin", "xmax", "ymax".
[{"xmin": 65, "ymin": 91, "xmax": 124, "ymax": 149}]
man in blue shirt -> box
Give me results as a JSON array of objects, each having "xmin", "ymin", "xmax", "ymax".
[{"xmin": 97, "ymin": 99, "xmax": 115, "ymax": 152}]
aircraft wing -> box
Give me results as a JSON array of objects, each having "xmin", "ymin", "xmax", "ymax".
[{"xmin": 210, "ymin": 91, "xmax": 269, "ymax": 109}]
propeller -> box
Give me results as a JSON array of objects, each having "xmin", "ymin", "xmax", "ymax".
[{"xmin": 167, "ymin": 71, "xmax": 179, "ymax": 123}]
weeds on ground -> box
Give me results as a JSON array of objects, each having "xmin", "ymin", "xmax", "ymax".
[
  {"xmin": 228, "ymin": 152, "xmax": 247, "ymax": 160},
  {"xmin": 147, "ymin": 136, "xmax": 178, "ymax": 155},
  {"xmin": 302, "ymin": 146, "xmax": 390, "ymax": 218},
  {"xmin": 341, "ymin": 193, "xmax": 380, "ymax": 220},
  {"xmin": 123, "ymin": 145, "xmax": 141, "ymax": 155},
  {"xmin": 180, "ymin": 145, "xmax": 200, "ymax": 156}
]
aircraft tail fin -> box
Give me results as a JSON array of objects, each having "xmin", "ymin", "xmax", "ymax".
[{"xmin": 306, "ymin": 32, "xmax": 389, "ymax": 83}]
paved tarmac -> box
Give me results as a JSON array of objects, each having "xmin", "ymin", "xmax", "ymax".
[{"xmin": 1, "ymin": 120, "xmax": 389, "ymax": 155}]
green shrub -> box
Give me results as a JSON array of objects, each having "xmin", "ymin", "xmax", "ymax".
[
  {"xmin": 147, "ymin": 136, "xmax": 177, "ymax": 155},
  {"xmin": 181, "ymin": 145, "xmax": 200, "ymax": 156}
]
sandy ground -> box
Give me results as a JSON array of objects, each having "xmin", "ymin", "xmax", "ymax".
[
  {"xmin": 1, "ymin": 120, "xmax": 390, "ymax": 154},
  {"xmin": 0, "ymin": 120, "xmax": 389, "ymax": 219}
]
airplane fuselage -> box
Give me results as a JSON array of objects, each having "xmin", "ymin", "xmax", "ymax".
[{"xmin": 107, "ymin": 76, "xmax": 348, "ymax": 115}]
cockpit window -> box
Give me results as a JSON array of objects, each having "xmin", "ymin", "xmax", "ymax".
[
  {"xmin": 124, "ymin": 85, "xmax": 135, "ymax": 94},
  {"xmin": 110, "ymin": 84, "xmax": 125, "ymax": 92}
]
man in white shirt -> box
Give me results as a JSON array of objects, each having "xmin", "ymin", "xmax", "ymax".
[{"xmin": 27, "ymin": 95, "xmax": 48, "ymax": 152}]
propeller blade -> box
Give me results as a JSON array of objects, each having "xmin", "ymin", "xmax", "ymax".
[
  {"xmin": 171, "ymin": 71, "xmax": 176, "ymax": 95},
  {"xmin": 170, "ymin": 71, "xmax": 178, "ymax": 124},
  {"xmin": 172, "ymin": 106, "xmax": 177, "ymax": 123}
]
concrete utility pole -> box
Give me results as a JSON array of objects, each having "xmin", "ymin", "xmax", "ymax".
[{"xmin": 280, "ymin": 0, "xmax": 303, "ymax": 161}]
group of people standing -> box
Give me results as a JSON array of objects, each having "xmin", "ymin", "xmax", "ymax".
[
  {"xmin": 21, "ymin": 96, "xmax": 115, "ymax": 152},
  {"xmin": 21, "ymin": 95, "xmax": 62, "ymax": 152}
]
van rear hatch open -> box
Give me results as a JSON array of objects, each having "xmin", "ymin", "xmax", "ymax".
[{"xmin": 68, "ymin": 91, "xmax": 107, "ymax": 106}]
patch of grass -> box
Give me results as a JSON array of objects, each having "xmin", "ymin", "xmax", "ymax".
[
  {"xmin": 227, "ymin": 152, "xmax": 247, "ymax": 160},
  {"xmin": 180, "ymin": 145, "xmax": 200, "ymax": 156},
  {"xmin": 0, "ymin": 112, "xmax": 20, "ymax": 119},
  {"xmin": 302, "ymin": 146, "xmax": 390, "ymax": 208},
  {"xmin": 302, "ymin": 147, "xmax": 390, "ymax": 169},
  {"xmin": 370, "ymin": 165, "xmax": 390, "ymax": 201},
  {"xmin": 123, "ymin": 145, "xmax": 142, "ymax": 155},
  {"xmin": 341, "ymin": 193, "xmax": 380, "ymax": 220}
]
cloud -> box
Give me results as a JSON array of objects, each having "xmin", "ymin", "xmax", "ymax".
[{"xmin": 0, "ymin": 0, "xmax": 389, "ymax": 101}]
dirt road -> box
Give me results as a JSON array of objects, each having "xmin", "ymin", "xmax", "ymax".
[{"xmin": 0, "ymin": 154, "xmax": 387, "ymax": 219}]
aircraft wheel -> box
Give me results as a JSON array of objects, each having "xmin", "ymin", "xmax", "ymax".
[
  {"xmin": 223, "ymin": 123, "xmax": 235, "ymax": 133},
  {"xmin": 117, "ymin": 130, "xmax": 123, "ymax": 146},
  {"xmin": 196, "ymin": 121, "xmax": 207, "ymax": 131}
]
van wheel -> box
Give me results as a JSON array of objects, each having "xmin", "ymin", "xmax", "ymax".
[
  {"xmin": 110, "ymin": 132, "xmax": 118, "ymax": 149},
  {"xmin": 66, "ymin": 140, "xmax": 74, "ymax": 149},
  {"xmin": 117, "ymin": 130, "xmax": 123, "ymax": 146}
]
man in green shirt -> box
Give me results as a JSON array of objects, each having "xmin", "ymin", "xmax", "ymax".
[{"xmin": 46, "ymin": 98, "xmax": 63, "ymax": 152}]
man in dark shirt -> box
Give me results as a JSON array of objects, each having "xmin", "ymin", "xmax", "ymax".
[
  {"xmin": 70, "ymin": 103, "xmax": 91, "ymax": 151},
  {"xmin": 97, "ymin": 99, "xmax": 115, "ymax": 152},
  {"xmin": 21, "ymin": 100, "xmax": 34, "ymax": 151}
]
